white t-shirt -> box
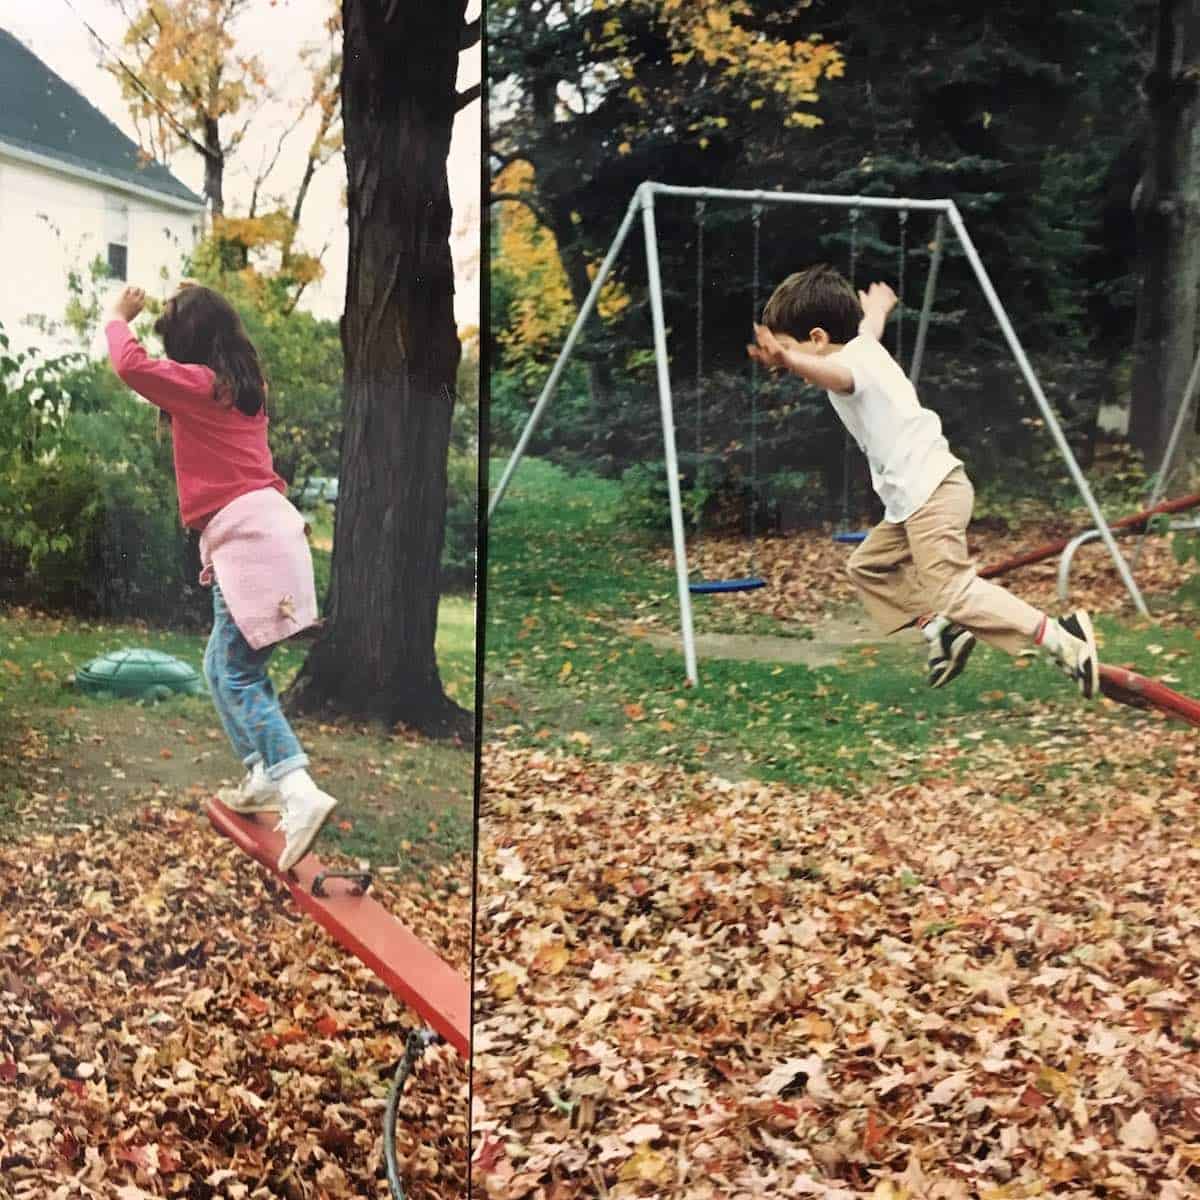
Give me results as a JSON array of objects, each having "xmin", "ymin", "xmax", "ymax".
[{"xmin": 826, "ymin": 334, "xmax": 962, "ymax": 524}]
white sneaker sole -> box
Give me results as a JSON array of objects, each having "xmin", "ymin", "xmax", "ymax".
[
  {"xmin": 929, "ymin": 630, "xmax": 976, "ymax": 689},
  {"xmin": 277, "ymin": 793, "xmax": 338, "ymax": 872},
  {"xmin": 1072, "ymin": 610, "xmax": 1100, "ymax": 700},
  {"xmin": 217, "ymin": 785, "xmax": 282, "ymax": 814}
]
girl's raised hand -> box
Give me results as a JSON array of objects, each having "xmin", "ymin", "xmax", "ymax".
[{"xmin": 113, "ymin": 286, "xmax": 146, "ymax": 321}]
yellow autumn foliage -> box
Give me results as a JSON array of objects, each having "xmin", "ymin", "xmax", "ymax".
[
  {"xmin": 597, "ymin": 1, "xmax": 842, "ymax": 135},
  {"xmin": 213, "ymin": 213, "xmax": 294, "ymax": 252},
  {"xmin": 495, "ymin": 162, "xmax": 630, "ymax": 371},
  {"xmin": 115, "ymin": 0, "xmax": 265, "ymax": 161}
]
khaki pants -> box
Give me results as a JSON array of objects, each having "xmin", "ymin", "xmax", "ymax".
[{"xmin": 846, "ymin": 467, "xmax": 1043, "ymax": 655}]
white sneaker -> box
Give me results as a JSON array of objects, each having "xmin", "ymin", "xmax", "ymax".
[
  {"xmin": 275, "ymin": 771, "xmax": 338, "ymax": 872},
  {"xmin": 923, "ymin": 615, "xmax": 976, "ymax": 689},
  {"xmin": 217, "ymin": 760, "xmax": 282, "ymax": 813},
  {"xmin": 1044, "ymin": 610, "xmax": 1100, "ymax": 699}
]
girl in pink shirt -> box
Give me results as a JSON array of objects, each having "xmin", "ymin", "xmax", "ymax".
[{"xmin": 105, "ymin": 283, "xmax": 337, "ymax": 872}]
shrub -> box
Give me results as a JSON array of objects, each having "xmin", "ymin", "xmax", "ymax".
[
  {"xmin": 442, "ymin": 448, "xmax": 477, "ymax": 593},
  {"xmin": 0, "ymin": 335, "xmax": 206, "ymax": 622}
]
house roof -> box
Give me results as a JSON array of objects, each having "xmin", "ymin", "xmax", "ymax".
[{"xmin": 0, "ymin": 27, "xmax": 203, "ymax": 209}]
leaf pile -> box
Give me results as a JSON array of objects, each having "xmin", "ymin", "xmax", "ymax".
[
  {"xmin": 0, "ymin": 806, "xmax": 469, "ymax": 1199},
  {"xmin": 473, "ymin": 723, "xmax": 1200, "ymax": 1199},
  {"xmin": 664, "ymin": 522, "xmax": 1195, "ymax": 630}
]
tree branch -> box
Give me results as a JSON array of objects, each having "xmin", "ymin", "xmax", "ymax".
[
  {"xmin": 489, "ymin": 148, "xmax": 532, "ymax": 174},
  {"xmin": 145, "ymin": 5, "xmax": 209, "ymax": 116},
  {"xmin": 456, "ymin": 82, "xmax": 482, "ymax": 112},
  {"xmin": 282, "ymin": 237, "xmax": 331, "ymax": 317},
  {"xmin": 252, "ymin": 109, "xmax": 306, "ymax": 214},
  {"xmin": 489, "ymin": 189, "xmax": 551, "ymax": 228},
  {"xmin": 62, "ymin": 0, "xmax": 213, "ymax": 160},
  {"xmin": 461, "ymin": 16, "xmax": 481, "ymax": 50}
]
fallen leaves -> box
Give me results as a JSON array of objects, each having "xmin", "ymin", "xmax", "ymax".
[
  {"xmin": 0, "ymin": 806, "xmax": 469, "ymax": 1197},
  {"xmin": 651, "ymin": 518, "xmax": 1196, "ymax": 630},
  {"xmin": 473, "ymin": 734, "xmax": 1200, "ymax": 1197}
]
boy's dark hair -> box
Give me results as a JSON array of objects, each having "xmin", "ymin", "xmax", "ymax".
[
  {"xmin": 154, "ymin": 285, "xmax": 267, "ymax": 417},
  {"xmin": 761, "ymin": 264, "xmax": 861, "ymax": 344}
]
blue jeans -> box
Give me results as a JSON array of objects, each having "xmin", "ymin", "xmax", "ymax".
[{"xmin": 203, "ymin": 581, "xmax": 308, "ymax": 780}]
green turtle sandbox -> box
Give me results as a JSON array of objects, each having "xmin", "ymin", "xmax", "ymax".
[{"xmin": 74, "ymin": 648, "xmax": 205, "ymax": 701}]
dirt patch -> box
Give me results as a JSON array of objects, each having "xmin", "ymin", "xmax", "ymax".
[
  {"xmin": 623, "ymin": 610, "xmax": 923, "ymax": 668},
  {"xmin": 4, "ymin": 695, "xmax": 473, "ymax": 870}
]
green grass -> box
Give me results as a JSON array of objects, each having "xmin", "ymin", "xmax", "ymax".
[
  {"xmin": 0, "ymin": 600, "xmax": 475, "ymax": 715},
  {"xmin": 436, "ymin": 595, "xmax": 476, "ymax": 707},
  {"xmin": 485, "ymin": 458, "xmax": 1200, "ymax": 790},
  {"xmin": 0, "ymin": 597, "xmax": 476, "ymax": 873}
]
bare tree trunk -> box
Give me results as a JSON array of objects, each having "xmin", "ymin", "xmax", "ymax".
[
  {"xmin": 289, "ymin": 156, "xmax": 319, "ymax": 244},
  {"xmin": 203, "ymin": 117, "xmax": 225, "ymax": 217},
  {"xmin": 530, "ymin": 78, "xmax": 613, "ymax": 418},
  {"xmin": 550, "ymin": 202, "xmax": 616, "ymax": 419},
  {"xmin": 286, "ymin": 0, "xmax": 471, "ymax": 738},
  {"xmin": 1129, "ymin": 0, "xmax": 1200, "ymax": 469}
]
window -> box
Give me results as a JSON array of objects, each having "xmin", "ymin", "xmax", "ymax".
[
  {"xmin": 105, "ymin": 196, "xmax": 129, "ymax": 281},
  {"xmin": 107, "ymin": 242, "xmax": 128, "ymax": 280}
]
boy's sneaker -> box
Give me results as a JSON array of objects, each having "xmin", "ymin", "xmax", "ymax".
[
  {"xmin": 275, "ymin": 770, "xmax": 338, "ymax": 872},
  {"xmin": 217, "ymin": 760, "xmax": 281, "ymax": 813},
  {"xmin": 1045, "ymin": 610, "xmax": 1100, "ymax": 699},
  {"xmin": 926, "ymin": 620, "xmax": 976, "ymax": 689}
]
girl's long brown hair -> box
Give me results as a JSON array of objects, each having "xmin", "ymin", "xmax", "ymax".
[{"xmin": 154, "ymin": 285, "xmax": 267, "ymax": 417}]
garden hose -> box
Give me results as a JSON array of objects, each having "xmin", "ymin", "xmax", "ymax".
[{"xmin": 385, "ymin": 1027, "xmax": 442, "ymax": 1200}]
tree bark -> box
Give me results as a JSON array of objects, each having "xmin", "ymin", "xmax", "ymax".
[
  {"xmin": 285, "ymin": 0, "xmax": 471, "ymax": 739},
  {"xmin": 525, "ymin": 74, "xmax": 614, "ymax": 418},
  {"xmin": 1129, "ymin": 0, "xmax": 1200, "ymax": 468},
  {"xmin": 546, "ymin": 196, "xmax": 615, "ymax": 419},
  {"xmin": 203, "ymin": 117, "xmax": 225, "ymax": 217}
]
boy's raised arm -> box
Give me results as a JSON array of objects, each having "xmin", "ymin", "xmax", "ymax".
[
  {"xmin": 857, "ymin": 281, "xmax": 897, "ymax": 341},
  {"xmin": 748, "ymin": 324, "xmax": 854, "ymax": 394}
]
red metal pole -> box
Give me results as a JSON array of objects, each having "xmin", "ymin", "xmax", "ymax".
[
  {"xmin": 979, "ymin": 492, "xmax": 1200, "ymax": 580},
  {"xmin": 1099, "ymin": 664, "xmax": 1200, "ymax": 728}
]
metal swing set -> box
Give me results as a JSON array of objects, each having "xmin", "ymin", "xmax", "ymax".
[
  {"xmin": 687, "ymin": 199, "xmax": 918, "ymax": 579},
  {"xmin": 490, "ymin": 180, "xmax": 1162, "ymax": 687}
]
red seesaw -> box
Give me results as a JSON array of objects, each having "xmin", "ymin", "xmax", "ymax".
[
  {"xmin": 979, "ymin": 491, "xmax": 1200, "ymax": 580},
  {"xmin": 205, "ymin": 797, "xmax": 469, "ymax": 1058},
  {"xmin": 1098, "ymin": 664, "xmax": 1200, "ymax": 727},
  {"xmin": 975, "ymin": 493, "xmax": 1200, "ymax": 728}
]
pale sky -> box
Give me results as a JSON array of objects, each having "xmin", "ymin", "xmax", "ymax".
[{"xmin": 6, "ymin": 0, "xmax": 481, "ymax": 328}]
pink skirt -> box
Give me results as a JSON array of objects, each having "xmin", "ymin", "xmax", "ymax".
[{"xmin": 198, "ymin": 487, "xmax": 319, "ymax": 650}]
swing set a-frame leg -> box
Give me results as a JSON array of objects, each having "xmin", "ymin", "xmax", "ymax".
[
  {"xmin": 942, "ymin": 203, "xmax": 1149, "ymax": 618},
  {"xmin": 488, "ymin": 190, "xmax": 644, "ymax": 522},
  {"xmin": 641, "ymin": 185, "xmax": 699, "ymax": 685},
  {"xmin": 1129, "ymin": 339, "xmax": 1200, "ymax": 574}
]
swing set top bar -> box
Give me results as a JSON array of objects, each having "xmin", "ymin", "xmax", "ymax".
[{"xmin": 643, "ymin": 181, "xmax": 954, "ymax": 214}]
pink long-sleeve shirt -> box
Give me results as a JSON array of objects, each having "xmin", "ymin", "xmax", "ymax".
[{"xmin": 105, "ymin": 319, "xmax": 286, "ymax": 530}]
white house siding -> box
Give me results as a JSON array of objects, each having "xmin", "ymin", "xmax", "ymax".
[{"xmin": 0, "ymin": 151, "xmax": 199, "ymax": 360}]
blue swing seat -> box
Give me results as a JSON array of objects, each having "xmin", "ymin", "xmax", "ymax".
[
  {"xmin": 689, "ymin": 576, "xmax": 767, "ymax": 595},
  {"xmin": 832, "ymin": 530, "xmax": 869, "ymax": 544}
]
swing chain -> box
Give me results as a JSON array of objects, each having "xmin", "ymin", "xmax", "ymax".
[
  {"xmin": 897, "ymin": 209, "xmax": 908, "ymax": 367},
  {"xmin": 695, "ymin": 199, "xmax": 706, "ymax": 478},
  {"xmin": 750, "ymin": 203, "xmax": 763, "ymax": 575},
  {"xmin": 693, "ymin": 200, "xmax": 706, "ymax": 568},
  {"xmin": 848, "ymin": 206, "xmax": 860, "ymax": 287},
  {"xmin": 842, "ymin": 208, "xmax": 861, "ymax": 530}
]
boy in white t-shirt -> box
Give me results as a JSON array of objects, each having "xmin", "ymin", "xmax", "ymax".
[{"xmin": 747, "ymin": 264, "xmax": 1100, "ymax": 698}]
